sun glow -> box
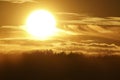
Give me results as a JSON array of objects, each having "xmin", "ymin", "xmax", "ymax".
[{"xmin": 25, "ymin": 10, "xmax": 57, "ymax": 40}]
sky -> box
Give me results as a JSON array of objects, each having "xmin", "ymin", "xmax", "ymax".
[
  {"xmin": 0, "ymin": 0, "xmax": 120, "ymax": 26},
  {"xmin": 0, "ymin": 0, "xmax": 120, "ymax": 54}
]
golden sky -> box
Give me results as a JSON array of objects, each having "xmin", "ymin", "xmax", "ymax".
[
  {"xmin": 0, "ymin": 0, "xmax": 120, "ymax": 25},
  {"xmin": 0, "ymin": 0, "xmax": 120, "ymax": 53}
]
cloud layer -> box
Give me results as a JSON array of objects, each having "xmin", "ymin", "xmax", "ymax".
[
  {"xmin": 0, "ymin": 39, "xmax": 120, "ymax": 55},
  {"xmin": 0, "ymin": 13, "xmax": 120, "ymax": 54}
]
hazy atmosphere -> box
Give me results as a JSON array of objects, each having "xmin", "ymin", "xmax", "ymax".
[
  {"xmin": 0, "ymin": 0, "xmax": 120, "ymax": 80},
  {"xmin": 0, "ymin": 0, "xmax": 120, "ymax": 54}
]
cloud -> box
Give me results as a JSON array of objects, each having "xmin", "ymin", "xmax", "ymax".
[
  {"xmin": 56, "ymin": 12, "xmax": 87, "ymax": 18},
  {"xmin": 56, "ymin": 13, "xmax": 120, "ymax": 40},
  {"xmin": 0, "ymin": 0, "xmax": 37, "ymax": 3},
  {"xmin": 58, "ymin": 17, "xmax": 120, "ymax": 26},
  {"xmin": 0, "ymin": 14, "xmax": 120, "ymax": 54},
  {"xmin": 51, "ymin": 40, "xmax": 120, "ymax": 54},
  {"xmin": 0, "ymin": 38, "xmax": 120, "ymax": 55},
  {"xmin": 56, "ymin": 12, "xmax": 120, "ymax": 25}
]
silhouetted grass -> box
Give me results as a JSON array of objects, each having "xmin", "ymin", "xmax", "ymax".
[{"xmin": 0, "ymin": 50, "xmax": 120, "ymax": 80}]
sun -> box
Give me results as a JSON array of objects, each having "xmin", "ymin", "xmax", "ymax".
[{"xmin": 25, "ymin": 10, "xmax": 57, "ymax": 40}]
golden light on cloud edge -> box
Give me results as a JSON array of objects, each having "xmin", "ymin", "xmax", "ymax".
[{"xmin": 25, "ymin": 9, "xmax": 58, "ymax": 40}]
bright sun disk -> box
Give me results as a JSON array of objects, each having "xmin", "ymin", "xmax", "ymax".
[{"xmin": 25, "ymin": 10, "xmax": 57, "ymax": 40}]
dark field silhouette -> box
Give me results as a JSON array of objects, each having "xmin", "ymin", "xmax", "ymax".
[{"xmin": 0, "ymin": 50, "xmax": 120, "ymax": 80}]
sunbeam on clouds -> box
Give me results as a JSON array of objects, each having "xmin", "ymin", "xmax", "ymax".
[{"xmin": 0, "ymin": 13, "xmax": 120, "ymax": 54}]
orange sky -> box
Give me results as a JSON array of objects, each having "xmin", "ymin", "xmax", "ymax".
[{"xmin": 0, "ymin": 0, "xmax": 120, "ymax": 26}]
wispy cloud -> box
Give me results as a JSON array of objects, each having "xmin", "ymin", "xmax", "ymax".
[
  {"xmin": 0, "ymin": 13, "xmax": 120, "ymax": 54},
  {"xmin": 58, "ymin": 17, "xmax": 120, "ymax": 26},
  {"xmin": 0, "ymin": 0, "xmax": 37, "ymax": 3},
  {"xmin": 0, "ymin": 38, "xmax": 120, "ymax": 54},
  {"xmin": 56, "ymin": 13, "xmax": 120, "ymax": 38}
]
